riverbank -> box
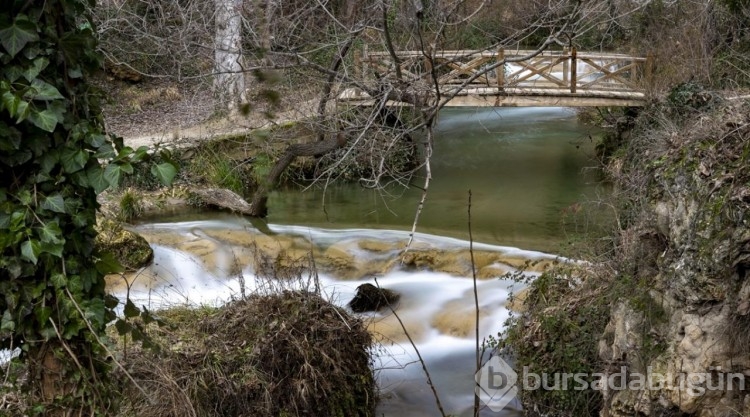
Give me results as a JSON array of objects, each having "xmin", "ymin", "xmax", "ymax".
[
  {"xmin": 114, "ymin": 290, "xmax": 376, "ymax": 417},
  {"xmin": 503, "ymin": 87, "xmax": 750, "ymax": 416}
]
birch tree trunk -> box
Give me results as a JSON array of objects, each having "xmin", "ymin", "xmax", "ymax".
[{"xmin": 214, "ymin": 0, "xmax": 245, "ymax": 111}]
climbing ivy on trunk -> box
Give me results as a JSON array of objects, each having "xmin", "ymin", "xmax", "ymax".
[{"xmin": 0, "ymin": 1, "xmax": 175, "ymax": 413}]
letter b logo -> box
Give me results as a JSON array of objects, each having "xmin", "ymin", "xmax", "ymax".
[{"xmin": 475, "ymin": 356, "xmax": 518, "ymax": 411}]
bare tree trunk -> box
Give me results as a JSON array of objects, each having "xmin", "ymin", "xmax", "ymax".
[
  {"xmin": 214, "ymin": 0, "xmax": 245, "ymax": 111},
  {"xmin": 250, "ymin": 133, "xmax": 348, "ymax": 217}
]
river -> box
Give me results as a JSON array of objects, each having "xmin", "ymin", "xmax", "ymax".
[
  {"xmin": 117, "ymin": 107, "xmax": 605, "ymax": 416},
  {"xmin": 267, "ymin": 106, "xmax": 605, "ymax": 252}
]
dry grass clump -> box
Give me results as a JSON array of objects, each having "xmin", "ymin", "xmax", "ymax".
[{"xmin": 116, "ymin": 292, "xmax": 375, "ymax": 417}]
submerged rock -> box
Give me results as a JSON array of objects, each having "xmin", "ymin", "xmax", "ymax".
[{"xmin": 349, "ymin": 283, "xmax": 401, "ymax": 313}]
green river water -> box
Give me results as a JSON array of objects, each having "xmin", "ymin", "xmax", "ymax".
[{"xmin": 267, "ymin": 107, "xmax": 607, "ymax": 252}]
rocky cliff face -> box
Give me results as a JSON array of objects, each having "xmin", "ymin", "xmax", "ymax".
[{"xmin": 599, "ymin": 96, "xmax": 750, "ymax": 416}]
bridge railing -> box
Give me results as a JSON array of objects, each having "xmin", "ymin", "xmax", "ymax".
[{"xmin": 358, "ymin": 48, "xmax": 653, "ymax": 94}]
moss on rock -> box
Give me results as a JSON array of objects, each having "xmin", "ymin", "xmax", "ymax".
[{"xmin": 95, "ymin": 218, "xmax": 153, "ymax": 270}]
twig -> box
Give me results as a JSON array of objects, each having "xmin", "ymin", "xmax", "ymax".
[
  {"xmin": 468, "ymin": 189, "xmax": 481, "ymax": 417},
  {"xmin": 403, "ymin": 127, "xmax": 433, "ymax": 253},
  {"xmin": 374, "ymin": 277, "xmax": 446, "ymax": 417}
]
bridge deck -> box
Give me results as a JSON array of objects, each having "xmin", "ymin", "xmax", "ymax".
[{"xmin": 339, "ymin": 48, "xmax": 651, "ymax": 107}]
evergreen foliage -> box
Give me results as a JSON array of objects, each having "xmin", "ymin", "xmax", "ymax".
[{"xmin": 0, "ymin": 1, "xmax": 174, "ymax": 413}]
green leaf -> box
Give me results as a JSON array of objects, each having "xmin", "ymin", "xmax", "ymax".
[
  {"xmin": 1, "ymin": 311, "xmax": 15, "ymax": 332},
  {"xmin": 93, "ymin": 143, "xmax": 115, "ymax": 159},
  {"xmin": 38, "ymin": 220, "xmax": 64, "ymax": 243},
  {"xmin": 29, "ymin": 109, "xmax": 59, "ymax": 132},
  {"xmin": 23, "ymin": 57, "xmax": 49, "ymax": 81},
  {"xmin": 39, "ymin": 325, "xmax": 56, "ymax": 340},
  {"xmin": 115, "ymin": 146, "xmax": 134, "ymax": 160},
  {"xmin": 120, "ymin": 162, "xmax": 133, "ymax": 174},
  {"xmin": 104, "ymin": 294, "xmax": 119, "ymax": 309},
  {"xmin": 82, "ymin": 298, "xmax": 106, "ymax": 327},
  {"xmin": 40, "ymin": 194, "xmax": 65, "ymax": 213},
  {"xmin": 114, "ymin": 319, "xmax": 133, "ymax": 335},
  {"xmin": 44, "ymin": 100, "xmax": 66, "ymax": 125},
  {"xmin": 130, "ymin": 327, "xmax": 145, "ymax": 342},
  {"xmin": 3, "ymin": 65, "xmax": 23, "ymax": 82},
  {"xmin": 95, "ymin": 251, "xmax": 124, "ymax": 275},
  {"xmin": 87, "ymin": 133, "xmax": 107, "ymax": 148},
  {"xmin": 14, "ymin": 100, "xmax": 29, "ymax": 123},
  {"xmin": 124, "ymin": 299, "xmax": 140, "ymax": 318},
  {"xmin": 27, "ymin": 79, "xmax": 64, "ymax": 101},
  {"xmin": 41, "ymin": 242, "xmax": 64, "ymax": 257},
  {"xmin": 9, "ymin": 211, "xmax": 25, "ymax": 231},
  {"xmin": 86, "ymin": 165, "xmax": 109, "ymax": 194},
  {"xmin": 141, "ymin": 308, "xmax": 157, "ymax": 325},
  {"xmin": 151, "ymin": 162, "xmax": 177, "ymax": 186},
  {"xmin": 71, "ymin": 211, "xmax": 89, "ymax": 228},
  {"xmin": 21, "ymin": 239, "xmax": 40, "ymax": 264},
  {"xmin": 103, "ymin": 163, "xmax": 121, "ymax": 187},
  {"xmin": 0, "ymin": 17, "xmax": 39, "ymax": 57},
  {"xmin": 2, "ymin": 91, "xmax": 21, "ymax": 116},
  {"xmin": 60, "ymin": 147, "xmax": 88, "ymax": 173},
  {"xmin": 131, "ymin": 146, "xmax": 150, "ymax": 163},
  {"xmin": 17, "ymin": 190, "xmax": 31, "ymax": 205},
  {"xmin": 51, "ymin": 273, "xmax": 66, "ymax": 289},
  {"xmin": 35, "ymin": 306, "xmax": 52, "ymax": 325}
]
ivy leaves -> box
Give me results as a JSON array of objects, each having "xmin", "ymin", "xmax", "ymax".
[
  {"xmin": 0, "ymin": 15, "xmax": 38, "ymax": 58},
  {"xmin": 0, "ymin": 17, "xmax": 63, "ymax": 133},
  {"xmin": 0, "ymin": 4, "xmax": 175, "ymax": 411}
]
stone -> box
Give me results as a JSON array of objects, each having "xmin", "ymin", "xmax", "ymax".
[
  {"xmin": 95, "ymin": 218, "xmax": 153, "ymax": 271},
  {"xmin": 348, "ymin": 283, "xmax": 400, "ymax": 313},
  {"xmin": 188, "ymin": 187, "xmax": 254, "ymax": 215}
]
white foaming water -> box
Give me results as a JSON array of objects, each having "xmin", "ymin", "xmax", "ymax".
[
  {"xmin": 110, "ymin": 221, "xmax": 551, "ymax": 416},
  {"xmin": 122, "ymin": 245, "xmax": 242, "ymax": 309}
]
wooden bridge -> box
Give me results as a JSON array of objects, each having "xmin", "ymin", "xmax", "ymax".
[{"xmin": 339, "ymin": 48, "xmax": 653, "ymax": 107}]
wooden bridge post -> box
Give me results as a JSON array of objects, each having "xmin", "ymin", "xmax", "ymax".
[
  {"xmin": 562, "ymin": 47, "xmax": 569, "ymax": 84},
  {"xmin": 570, "ymin": 47, "xmax": 577, "ymax": 94},
  {"xmin": 497, "ymin": 48, "xmax": 505, "ymax": 88}
]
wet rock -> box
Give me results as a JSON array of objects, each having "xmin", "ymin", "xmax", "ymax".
[
  {"xmin": 367, "ymin": 314, "xmax": 428, "ymax": 343},
  {"xmin": 188, "ymin": 187, "xmax": 254, "ymax": 215},
  {"xmin": 348, "ymin": 283, "xmax": 400, "ymax": 313},
  {"xmin": 400, "ymin": 250, "xmax": 470, "ymax": 276},
  {"xmin": 357, "ymin": 239, "xmax": 403, "ymax": 253},
  {"xmin": 431, "ymin": 299, "xmax": 490, "ymax": 338},
  {"xmin": 95, "ymin": 218, "xmax": 153, "ymax": 271}
]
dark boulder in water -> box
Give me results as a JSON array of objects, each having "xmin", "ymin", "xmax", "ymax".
[{"xmin": 349, "ymin": 283, "xmax": 400, "ymax": 313}]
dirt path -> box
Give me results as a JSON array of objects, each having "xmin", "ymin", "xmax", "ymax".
[{"xmin": 121, "ymin": 99, "xmax": 320, "ymax": 150}]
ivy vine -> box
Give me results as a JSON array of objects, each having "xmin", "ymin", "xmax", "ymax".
[{"xmin": 0, "ymin": 1, "xmax": 175, "ymax": 414}]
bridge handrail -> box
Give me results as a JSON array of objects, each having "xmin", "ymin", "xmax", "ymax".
[
  {"xmin": 358, "ymin": 48, "xmax": 653, "ymax": 94},
  {"xmin": 365, "ymin": 50, "xmax": 647, "ymax": 60}
]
